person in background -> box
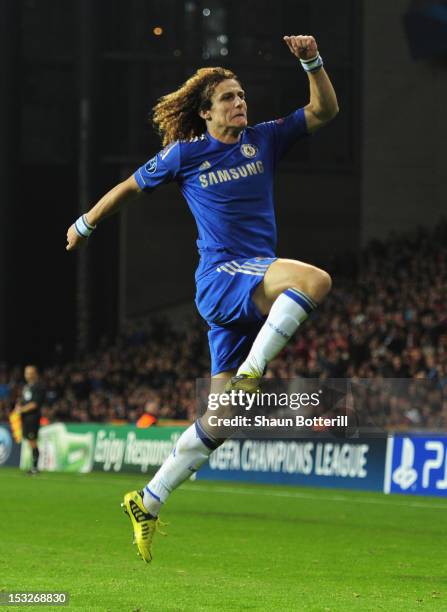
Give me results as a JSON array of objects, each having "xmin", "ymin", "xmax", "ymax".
[{"xmin": 14, "ymin": 365, "xmax": 45, "ymax": 475}]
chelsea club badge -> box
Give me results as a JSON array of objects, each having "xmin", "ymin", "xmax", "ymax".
[{"xmin": 240, "ymin": 144, "xmax": 258, "ymax": 158}]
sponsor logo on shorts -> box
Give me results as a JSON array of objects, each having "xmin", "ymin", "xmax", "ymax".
[{"xmin": 240, "ymin": 143, "xmax": 258, "ymax": 158}]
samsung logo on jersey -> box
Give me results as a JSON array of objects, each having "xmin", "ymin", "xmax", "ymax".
[{"xmin": 199, "ymin": 161, "xmax": 264, "ymax": 188}]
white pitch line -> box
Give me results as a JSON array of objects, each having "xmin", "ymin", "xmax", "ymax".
[
  {"xmin": 182, "ymin": 483, "xmax": 447, "ymax": 511},
  {"xmin": 3, "ymin": 469, "xmax": 446, "ymax": 510}
]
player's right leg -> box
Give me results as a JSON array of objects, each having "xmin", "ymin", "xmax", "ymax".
[
  {"xmin": 235, "ymin": 258, "xmax": 331, "ymax": 380},
  {"xmin": 122, "ymin": 371, "xmax": 234, "ymax": 563}
]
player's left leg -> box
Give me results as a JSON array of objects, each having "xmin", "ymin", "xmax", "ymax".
[
  {"xmin": 123, "ymin": 371, "xmax": 234, "ymax": 563},
  {"xmin": 235, "ymin": 258, "xmax": 331, "ymax": 378},
  {"xmin": 141, "ymin": 370, "xmax": 233, "ymax": 516}
]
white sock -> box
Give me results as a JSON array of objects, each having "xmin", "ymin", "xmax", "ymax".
[
  {"xmin": 142, "ymin": 421, "xmax": 218, "ymax": 516},
  {"xmin": 237, "ymin": 288, "xmax": 317, "ymax": 377}
]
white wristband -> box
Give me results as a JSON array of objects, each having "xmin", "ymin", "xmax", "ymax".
[
  {"xmin": 300, "ymin": 54, "xmax": 323, "ymax": 73},
  {"xmin": 74, "ymin": 214, "xmax": 96, "ymax": 238}
]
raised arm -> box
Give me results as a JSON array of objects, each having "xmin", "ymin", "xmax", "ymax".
[
  {"xmin": 283, "ymin": 34, "xmax": 339, "ymax": 133},
  {"xmin": 66, "ymin": 174, "xmax": 142, "ymax": 251}
]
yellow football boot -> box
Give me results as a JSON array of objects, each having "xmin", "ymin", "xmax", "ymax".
[
  {"xmin": 224, "ymin": 373, "xmax": 261, "ymax": 394},
  {"xmin": 121, "ymin": 490, "xmax": 166, "ymax": 563}
]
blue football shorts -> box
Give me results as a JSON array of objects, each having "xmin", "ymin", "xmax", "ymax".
[{"xmin": 195, "ymin": 256, "xmax": 277, "ymax": 375}]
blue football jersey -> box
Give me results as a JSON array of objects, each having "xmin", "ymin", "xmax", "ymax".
[{"xmin": 134, "ymin": 108, "xmax": 308, "ymax": 279}]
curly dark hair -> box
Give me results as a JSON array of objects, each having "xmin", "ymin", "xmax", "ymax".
[{"xmin": 152, "ymin": 67, "xmax": 240, "ymax": 146}]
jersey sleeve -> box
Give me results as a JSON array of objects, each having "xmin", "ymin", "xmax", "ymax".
[
  {"xmin": 254, "ymin": 107, "xmax": 309, "ymax": 163},
  {"xmin": 134, "ymin": 141, "xmax": 181, "ymax": 192}
]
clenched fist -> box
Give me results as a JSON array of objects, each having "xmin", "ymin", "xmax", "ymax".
[
  {"xmin": 66, "ymin": 224, "xmax": 88, "ymax": 251},
  {"xmin": 283, "ymin": 35, "xmax": 318, "ymax": 60}
]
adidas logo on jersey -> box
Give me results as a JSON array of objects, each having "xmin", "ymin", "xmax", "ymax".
[{"xmin": 199, "ymin": 160, "xmax": 211, "ymax": 171}]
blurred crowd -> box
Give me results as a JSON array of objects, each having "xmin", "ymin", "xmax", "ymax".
[
  {"xmin": 1, "ymin": 222, "xmax": 446, "ymax": 430},
  {"xmin": 268, "ymin": 222, "xmax": 447, "ymax": 430},
  {"xmin": 0, "ymin": 319, "xmax": 207, "ymax": 426}
]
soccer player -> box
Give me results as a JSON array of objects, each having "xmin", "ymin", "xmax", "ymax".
[
  {"xmin": 13, "ymin": 365, "xmax": 45, "ymax": 474},
  {"xmin": 66, "ymin": 34, "xmax": 338, "ymax": 562}
]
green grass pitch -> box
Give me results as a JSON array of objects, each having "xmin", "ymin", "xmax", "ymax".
[{"xmin": 0, "ymin": 467, "xmax": 446, "ymax": 611}]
